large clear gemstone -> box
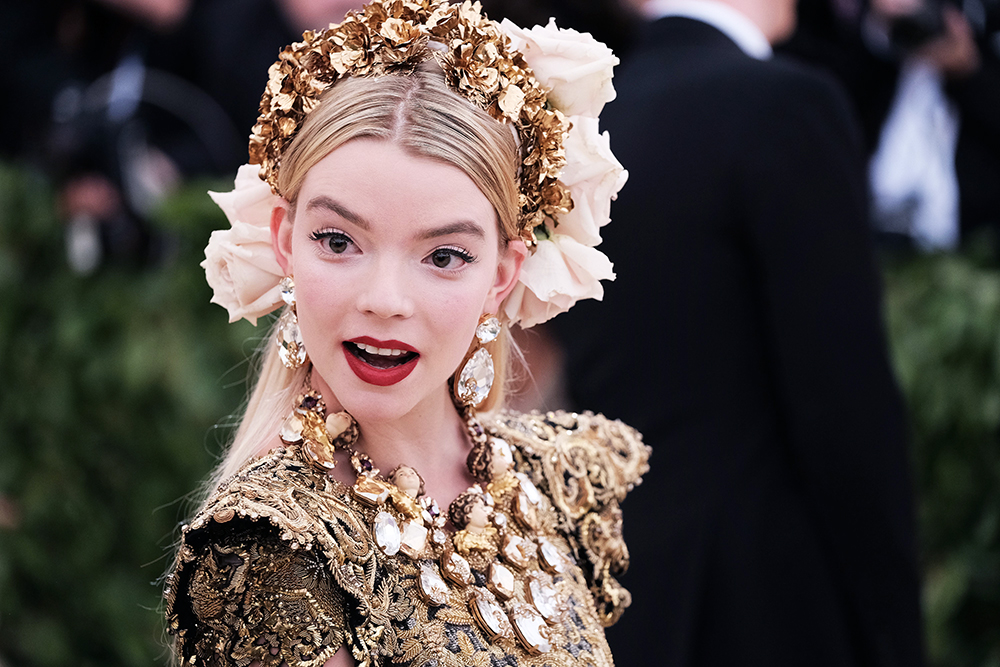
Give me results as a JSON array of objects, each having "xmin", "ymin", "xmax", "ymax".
[
  {"xmin": 373, "ymin": 511, "xmax": 400, "ymax": 556},
  {"xmin": 511, "ymin": 603, "xmax": 552, "ymax": 654},
  {"xmin": 457, "ymin": 348, "xmax": 494, "ymax": 406},
  {"xmin": 514, "ymin": 491, "xmax": 538, "ymax": 529},
  {"xmin": 538, "ymin": 538, "xmax": 567, "ymax": 574},
  {"xmin": 418, "ymin": 565, "xmax": 450, "ymax": 606},
  {"xmin": 277, "ymin": 311, "xmax": 306, "ymax": 368},
  {"xmin": 527, "ymin": 574, "xmax": 560, "ymax": 623},
  {"xmin": 488, "ymin": 562, "xmax": 516, "ymax": 600},
  {"xmin": 502, "ymin": 534, "xmax": 529, "ymax": 569},
  {"xmin": 475, "ymin": 316, "xmax": 501, "ymax": 343},
  {"xmin": 442, "ymin": 551, "xmax": 473, "ymax": 586},
  {"xmin": 470, "ymin": 589, "xmax": 513, "ymax": 640},
  {"xmin": 516, "ymin": 473, "xmax": 541, "ymax": 506},
  {"xmin": 280, "ymin": 276, "xmax": 295, "ymax": 305}
]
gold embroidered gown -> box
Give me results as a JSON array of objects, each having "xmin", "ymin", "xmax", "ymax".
[{"xmin": 165, "ymin": 410, "xmax": 650, "ymax": 667}]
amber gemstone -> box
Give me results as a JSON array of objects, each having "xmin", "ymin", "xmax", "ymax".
[
  {"xmin": 399, "ymin": 520, "xmax": 428, "ymax": 558},
  {"xmin": 353, "ymin": 476, "xmax": 391, "ymax": 507}
]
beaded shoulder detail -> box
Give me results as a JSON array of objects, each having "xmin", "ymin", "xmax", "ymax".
[
  {"xmin": 486, "ymin": 410, "xmax": 650, "ymax": 625},
  {"xmin": 164, "ymin": 450, "xmax": 364, "ymax": 666}
]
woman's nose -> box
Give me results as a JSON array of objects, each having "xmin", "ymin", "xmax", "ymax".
[{"xmin": 355, "ymin": 260, "xmax": 415, "ymax": 319}]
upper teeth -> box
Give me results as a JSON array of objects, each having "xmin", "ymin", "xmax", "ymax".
[{"xmin": 356, "ymin": 343, "xmax": 405, "ymax": 356}]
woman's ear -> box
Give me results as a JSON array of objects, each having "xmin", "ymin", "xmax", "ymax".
[
  {"xmin": 271, "ymin": 199, "xmax": 294, "ymax": 275},
  {"xmin": 485, "ymin": 239, "xmax": 528, "ymax": 313}
]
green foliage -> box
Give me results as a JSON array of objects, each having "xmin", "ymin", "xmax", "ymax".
[
  {"xmin": 0, "ymin": 164, "xmax": 260, "ymax": 666},
  {"xmin": 0, "ymin": 162, "xmax": 998, "ymax": 666},
  {"xmin": 884, "ymin": 248, "xmax": 1000, "ymax": 667}
]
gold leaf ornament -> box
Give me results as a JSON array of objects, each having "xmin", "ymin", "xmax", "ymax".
[{"xmin": 247, "ymin": 0, "xmax": 569, "ymax": 244}]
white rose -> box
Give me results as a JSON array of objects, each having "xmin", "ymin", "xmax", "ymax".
[
  {"xmin": 201, "ymin": 164, "xmax": 284, "ymax": 324},
  {"xmin": 556, "ymin": 115, "xmax": 628, "ymax": 246},
  {"xmin": 202, "ymin": 222, "xmax": 284, "ymax": 324},
  {"xmin": 504, "ymin": 234, "xmax": 615, "ymax": 328},
  {"xmin": 501, "ymin": 18, "xmax": 619, "ymax": 118},
  {"xmin": 208, "ymin": 163, "xmax": 277, "ymax": 230}
]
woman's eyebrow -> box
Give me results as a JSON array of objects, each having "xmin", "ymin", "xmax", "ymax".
[
  {"xmin": 417, "ymin": 220, "xmax": 487, "ymax": 241},
  {"xmin": 305, "ymin": 196, "xmax": 370, "ymax": 230}
]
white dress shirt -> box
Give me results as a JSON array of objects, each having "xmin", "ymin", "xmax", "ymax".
[{"xmin": 643, "ymin": 0, "xmax": 773, "ymax": 60}]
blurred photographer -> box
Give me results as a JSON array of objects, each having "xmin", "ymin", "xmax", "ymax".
[
  {"xmin": 781, "ymin": 0, "xmax": 1000, "ymax": 251},
  {"xmin": 866, "ymin": 0, "xmax": 1000, "ymax": 249}
]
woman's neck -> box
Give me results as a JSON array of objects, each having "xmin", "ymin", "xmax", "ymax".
[{"xmin": 318, "ymin": 377, "xmax": 479, "ymax": 507}]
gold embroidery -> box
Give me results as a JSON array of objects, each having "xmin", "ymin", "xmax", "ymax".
[{"xmin": 166, "ymin": 410, "xmax": 649, "ymax": 665}]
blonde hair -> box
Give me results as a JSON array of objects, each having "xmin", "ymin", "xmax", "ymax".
[{"xmin": 205, "ymin": 60, "xmax": 523, "ymax": 493}]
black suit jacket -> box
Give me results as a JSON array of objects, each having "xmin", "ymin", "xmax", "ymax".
[{"xmin": 554, "ymin": 17, "xmax": 924, "ymax": 667}]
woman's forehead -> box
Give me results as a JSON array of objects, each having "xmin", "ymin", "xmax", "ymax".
[{"xmin": 298, "ymin": 139, "xmax": 493, "ymax": 216}]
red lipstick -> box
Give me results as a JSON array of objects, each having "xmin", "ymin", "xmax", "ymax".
[{"xmin": 343, "ymin": 337, "xmax": 419, "ymax": 386}]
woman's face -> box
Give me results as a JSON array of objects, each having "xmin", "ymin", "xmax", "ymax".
[{"xmin": 272, "ymin": 138, "xmax": 524, "ymax": 424}]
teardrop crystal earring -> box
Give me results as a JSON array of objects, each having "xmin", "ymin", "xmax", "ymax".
[
  {"xmin": 277, "ymin": 276, "xmax": 308, "ymax": 369},
  {"xmin": 454, "ymin": 314, "xmax": 502, "ymax": 407}
]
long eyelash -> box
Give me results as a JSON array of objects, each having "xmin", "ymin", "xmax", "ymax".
[
  {"xmin": 438, "ymin": 245, "xmax": 477, "ymax": 263},
  {"xmin": 308, "ymin": 227, "xmax": 345, "ymax": 242}
]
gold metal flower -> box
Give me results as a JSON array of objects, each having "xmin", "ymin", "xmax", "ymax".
[{"xmin": 248, "ymin": 0, "xmax": 572, "ymax": 245}]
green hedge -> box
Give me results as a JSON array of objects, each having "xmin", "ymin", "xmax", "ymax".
[
  {"xmin": 884, "ymin": 249, "xmax": 1000, "ymax": 666},
  {"xmin": 0, "ymin": 164, "xmax": 258, "ymax": 666},
  {"xmin": 0, "ymin": 163, "xmax": 997, "ymax": 665}
]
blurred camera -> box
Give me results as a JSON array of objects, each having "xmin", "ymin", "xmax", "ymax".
[{"xmin": 887, "ymin": 0, "xmax": 947, "ymax": 51}]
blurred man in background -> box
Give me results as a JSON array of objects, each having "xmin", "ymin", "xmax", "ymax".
[{"xmin": 554, "ymin": 0, "xmax": 926, "ymax": 664}]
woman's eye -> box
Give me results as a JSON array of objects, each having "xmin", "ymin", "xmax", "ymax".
[
  {"xmin": 327, "ymin": 234, "xmax": 350, "ymax": 254},
  {"xmin": 309, "ymin": 230, "xmax": 353, "ymax": 254},
  {"xmin": 429, "ymin": 247, "xmax": 476, "ymax": 269}
]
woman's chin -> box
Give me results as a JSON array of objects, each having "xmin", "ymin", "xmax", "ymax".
[
  {"xmin": 312, "ymin": 357, "xmax": 456, "ymax": 426},
  {"xmin": 331, "ymin": 381, "xmax": 451, "ymax": 427}
]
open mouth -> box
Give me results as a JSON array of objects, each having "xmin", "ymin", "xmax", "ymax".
[
  {"xmin": 343, "ymin": 338, "xmax": 420, "ymax": 386},
  {"xmin": 346, "ymin": 342, "xmax": 419, "ymax": 368}
]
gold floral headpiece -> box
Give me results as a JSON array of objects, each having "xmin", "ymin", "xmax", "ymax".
[
  {"xmin": 249, "ymin": 0, "xmax": 570, "ymax": 243},
  {"xmin": 203, "ymin": 0, "xmax": 627, "ymax": 329}
]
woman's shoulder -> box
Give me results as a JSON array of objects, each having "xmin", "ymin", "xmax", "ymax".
[
  {"xmin": 486, "ymin": 409, "xmax": 650, "ymax": 626},
  {"xmin": 174, "ymin": 446, "xmax": 376, "ymax": 591},
  {"xmin": 165, "ymin": 448, "xmax": 376, "ymax": 665},
  {"xmin": 165, "ymin": 510, "xmax": 349, "ymax": 666},
  {"xmin": 182, "ymin": 448, "xmax": 367, "ymax": 550},
  {"xmin": 487, "ymin": 409, "xmax": 650, "ymax": 519}
]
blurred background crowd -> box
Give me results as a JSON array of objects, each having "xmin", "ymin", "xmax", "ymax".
[{"xmin": 1, "ymin": 0, "xmax": 999, "ymax": 665}]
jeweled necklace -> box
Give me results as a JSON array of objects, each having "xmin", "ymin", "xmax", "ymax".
[{"xmin": 277, "ymin": 385, "xmax": 571, "ymax": 654}]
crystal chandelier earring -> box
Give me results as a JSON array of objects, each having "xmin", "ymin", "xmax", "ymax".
[
  {"xmin": 277, "ymin": 276, "xmax": 308, "ymax": 369},
  {"xmin": 454, "ymin": 314, "xmax": 502, "ymax": 407}
]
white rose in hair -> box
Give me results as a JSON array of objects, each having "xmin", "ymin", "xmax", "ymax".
[
  {"xmin": 504, "ymin": 234, "xmax": 615, "ymax": 328},
  {"xmin": 556, "ymin": 115, "xmax": 628, "ymax": 246},
  {"xmin": 209, "ymin": 164, "xmax": 277, "ymax": 231},
  {"xmin": 501, "ymin": 18, "xmax": 619, "ymax": 118},
  {"xmin": 201, "ymin": 165, "xmax": 284, "ymax": 324}
]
